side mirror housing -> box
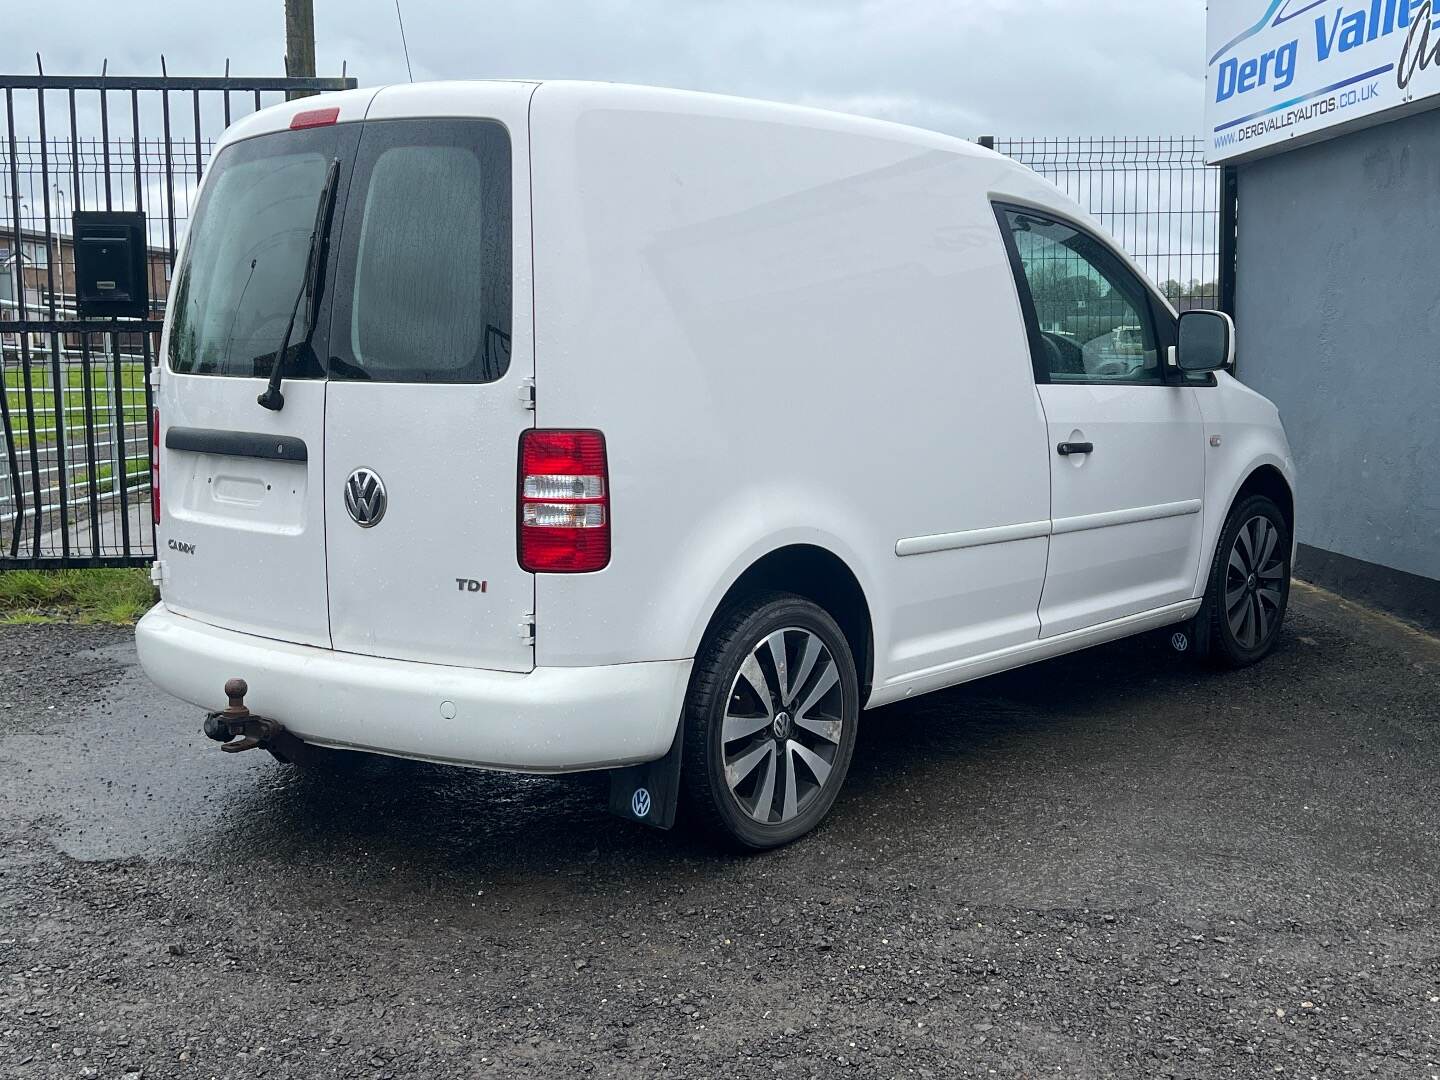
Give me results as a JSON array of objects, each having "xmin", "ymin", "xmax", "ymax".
[{"xmin": 1174, "ymin": 309, "xmax": 1235, "ymax": 373}]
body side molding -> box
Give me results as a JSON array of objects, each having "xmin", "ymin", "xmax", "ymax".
[{"xmin": 896, "ymin": 499, "xmax": 1202, "ymax": 557}]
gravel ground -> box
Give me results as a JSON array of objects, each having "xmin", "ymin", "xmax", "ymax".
[{"xmin": 1, "ymin": 583, "xmax": 1438, "ymax": 1079}]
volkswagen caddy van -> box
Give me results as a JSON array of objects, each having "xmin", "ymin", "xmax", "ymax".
[{"xmin": 137, "ymin": 81, "xmax": 1296, "ymax": 848}]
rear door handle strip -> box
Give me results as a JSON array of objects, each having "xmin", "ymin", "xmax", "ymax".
[{"xmin": 165, "ymin": 427, "xmax": 308, "ymax": 462}]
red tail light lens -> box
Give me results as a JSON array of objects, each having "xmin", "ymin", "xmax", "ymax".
[
  {"xmin": 518, "ymin": 429, "xmax": 609, "ymax": 573},
  {"xmin": 151, "ymin": 407, "xmax": 160, "ymax": 526}
]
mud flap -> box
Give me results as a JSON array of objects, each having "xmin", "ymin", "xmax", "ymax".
[
  {"xmin": 1169, "ymin": 604, "xmax": 1213, "ymax": 661},
  {"xmin": 608, "ymin": 724, "xmax": 682, "ymax": 830}
]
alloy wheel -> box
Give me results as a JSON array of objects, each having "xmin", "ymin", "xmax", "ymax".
[
  {"xmin": 1225, "ymin": 514, "xmax": 1286, "ymax": 650},
  {"xmin": 720, "ymin": 627, "xmax": 845, "ymax": 825}
]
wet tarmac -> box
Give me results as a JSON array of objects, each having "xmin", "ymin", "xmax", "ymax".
[{"xmin": 2, "ymin": 583, "xmax": 1438, "ymax": 1078}]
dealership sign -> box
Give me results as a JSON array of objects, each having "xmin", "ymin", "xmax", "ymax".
[{"xmin": 1206, "ymin": 0, "xmax": 1440, "ymax": 162}]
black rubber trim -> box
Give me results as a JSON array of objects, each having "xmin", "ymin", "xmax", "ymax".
[{"xmin": 165, "ymin": 426, "xmax": 308, "ymax": 462}]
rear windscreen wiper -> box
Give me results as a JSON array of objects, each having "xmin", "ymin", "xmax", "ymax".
[{"xmin": 257, "ymin": 157, "xmax": 341, "ymax": 411}]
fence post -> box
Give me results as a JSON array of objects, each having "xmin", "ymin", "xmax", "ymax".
[{"xmin": 1219, "ymin": 164, "xmax": 1239, "ymax": 320}]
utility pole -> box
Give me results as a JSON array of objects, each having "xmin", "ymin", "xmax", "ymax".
[{"xmin": 284, "ymin": 0, "xmax": 317, "ymax": 99}]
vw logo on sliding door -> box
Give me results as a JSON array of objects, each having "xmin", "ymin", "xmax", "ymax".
[{"xmin": 344, "ymin": 468, "xmax": 388, "ymax": 528}]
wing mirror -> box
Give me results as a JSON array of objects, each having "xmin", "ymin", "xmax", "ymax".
[{"xmin": 1174, "ymin": 309, "xmax": 1235, "ymax": 373}]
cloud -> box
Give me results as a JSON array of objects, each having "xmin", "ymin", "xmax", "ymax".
[{"xmin": 4, "ymin": 0, "xmax": 1208, "ymax": 136}]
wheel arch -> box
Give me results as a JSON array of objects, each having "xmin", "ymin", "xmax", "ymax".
[
  {"xmin": 1193, "ymin": 453, "xmax": 1297, "ymax": 599},
  {"xmin": 1232, "ymin": 464, "xmax": 1294, "ymax": 536},
  {"xmin": 700, "ymin": 544, "xmax": 875, "ymax": 705},
  {"xmin": 1199, "ymin": 462, "xmax": 1295, "ymax": 665}
]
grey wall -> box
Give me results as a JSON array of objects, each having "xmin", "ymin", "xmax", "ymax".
[{"xmin": 1235, "ymin": 107, "xmax": 1440, "ymax": 586}]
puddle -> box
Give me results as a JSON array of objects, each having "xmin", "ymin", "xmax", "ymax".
[{"xmin": 0, "ymin": 649, "xmax": 611, "ymax": 867}]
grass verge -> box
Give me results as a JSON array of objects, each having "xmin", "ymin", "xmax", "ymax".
[
  {"xmin": 3, "ymin": 360, "xmax": 149, "ymax": 451},
  {"xmin": 0, "ymin": 568, "xmax": 156, "ymax": 625}
]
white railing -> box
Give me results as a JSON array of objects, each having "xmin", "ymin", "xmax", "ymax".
[{"xmin": 0, "ymin": 350, "xmax": 152, "ymax": 552}]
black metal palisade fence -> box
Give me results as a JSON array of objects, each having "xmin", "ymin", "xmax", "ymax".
[
  {"xmin": 1, "ymin": 76, "xmax": 1233, "ymax": 570},
  {"xmin": 0, "ymin": 63, "xmax": 354, "ymax": 570}
]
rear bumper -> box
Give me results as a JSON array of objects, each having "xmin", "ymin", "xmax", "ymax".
[{"xmin": 135, "ymin": 604, "xmax": 691, "ymax": 772}]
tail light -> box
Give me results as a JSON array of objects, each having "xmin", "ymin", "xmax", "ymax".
[
  {"xmin": 150, "ymin": 407, "xmax": 160, "ymax": 526},
  {"xmin": 518, "ymin": 429, "xmax": 609, "ymax": 573}
]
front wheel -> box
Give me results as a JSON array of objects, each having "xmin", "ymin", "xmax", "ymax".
[
  {"xmin": 1200, "ymin": 494, "xmax": 1292, "ymax": 667},
  {"xmin": 680, "ymin": 592, "xmax": 859, "ymax": 850}
]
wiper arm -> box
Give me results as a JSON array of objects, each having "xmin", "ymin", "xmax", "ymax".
[{"xmin": 257, "ymin": 157, "xmax": 341, "ymax": 411}]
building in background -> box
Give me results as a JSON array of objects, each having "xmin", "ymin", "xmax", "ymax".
[
  {"xmin": 1206, "ymin": 0, "xmax": 1440, "ymax": 632},
  {"xmin": 0, "ymin": 227, "xmax": 169, "ymax": 362}
]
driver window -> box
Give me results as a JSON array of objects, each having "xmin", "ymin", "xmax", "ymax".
[{"xmin": 1002, "ymin": 208, "xmax": 1162, "ymax": 385}]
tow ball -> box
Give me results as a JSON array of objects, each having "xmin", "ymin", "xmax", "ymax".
[{"xmin": 202, "ymin": 678, "xmax": 307, "ymax": 763}]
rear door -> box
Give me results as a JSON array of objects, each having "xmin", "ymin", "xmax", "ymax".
[
  {"xmin": 159, "ymin": 115, "xmax": 364, "ymax": 647},
  {"xmin": 323, "ymin": 85, "xmax": 536, "ymax": 671}
]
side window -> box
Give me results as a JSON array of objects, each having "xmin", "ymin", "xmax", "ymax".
[{"xmin": 999, "ymin": 207, "xmax": 1165, "ymax": 385}]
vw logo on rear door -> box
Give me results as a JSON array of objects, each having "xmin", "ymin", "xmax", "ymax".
[{"xmin": 344, "ymin": 467, "xmax": 388, "ymax": 528}]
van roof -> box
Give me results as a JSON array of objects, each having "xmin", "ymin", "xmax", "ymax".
[
  {"xmin": 542, "ymin": 80, "xmax": 994, "ymax": 156},
  {"xmin": 218, "ymin": 78, "xmax": 1005, "ymax": 166}
]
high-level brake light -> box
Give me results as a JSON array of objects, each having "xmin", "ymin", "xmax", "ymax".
[
  {"xmin": 290, "ymin": 107, "xmax": 340, "ymax": 130},
  {"xmin": 518, "ymin": 430, "xmax": 610, "ymax": 573}
]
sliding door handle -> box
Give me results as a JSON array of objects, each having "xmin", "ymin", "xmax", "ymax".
[{"xmin": 1056, "ymin": 441, "xmax": 1094, "ymax": 456}]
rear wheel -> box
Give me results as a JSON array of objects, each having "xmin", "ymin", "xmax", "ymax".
[
  {"xmin": 681, "ymin": 592, "xmax": 859, "ymax": 850},
  {"xmin": 1199, "ymin": 494, "xmax": 1291, "ymax": 667}
]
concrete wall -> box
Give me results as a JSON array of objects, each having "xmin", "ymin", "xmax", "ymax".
[{"xmin": 1235, "ymin": 107, "xmax": 1440, "ymax": 618}]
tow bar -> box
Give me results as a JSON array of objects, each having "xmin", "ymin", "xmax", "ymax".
[{"xmin": 202, "ymin": 678, "xmax": 308, "ymax": 764}]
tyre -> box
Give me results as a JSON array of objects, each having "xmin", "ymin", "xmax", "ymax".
[
  {"xmin": 680, "ymin": 592, "xmax": 860, "ymax": 850},
  {"xmin": 1198, "ymin": 494, "xmax": 1291, "ymax": 668}
]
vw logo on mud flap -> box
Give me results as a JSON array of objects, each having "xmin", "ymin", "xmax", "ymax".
[
  {"xmin": 344, "ymin": 468, "xmax": 387, "ymax": 528},
  {"xmin": 631, "ymin": 788, "xmax": 652, "ymax": 818}
]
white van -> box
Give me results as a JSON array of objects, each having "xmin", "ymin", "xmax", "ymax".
[{"xmin": 136, "ymin": 81, "xmax": 1296, "ymax": 848}]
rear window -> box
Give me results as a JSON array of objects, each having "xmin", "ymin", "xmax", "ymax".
[
  {"xmin": 328, "ymin": 119, "xmax": 512, "ymax": 384},
  {"xmin": 168, "ymin": 125, "xmax": 346, "ymax": 378}
]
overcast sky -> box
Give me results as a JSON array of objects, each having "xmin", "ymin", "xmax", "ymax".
[{"xmin": 6, "ymin": 0, "xmax": 1209, "ymax": 137}]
